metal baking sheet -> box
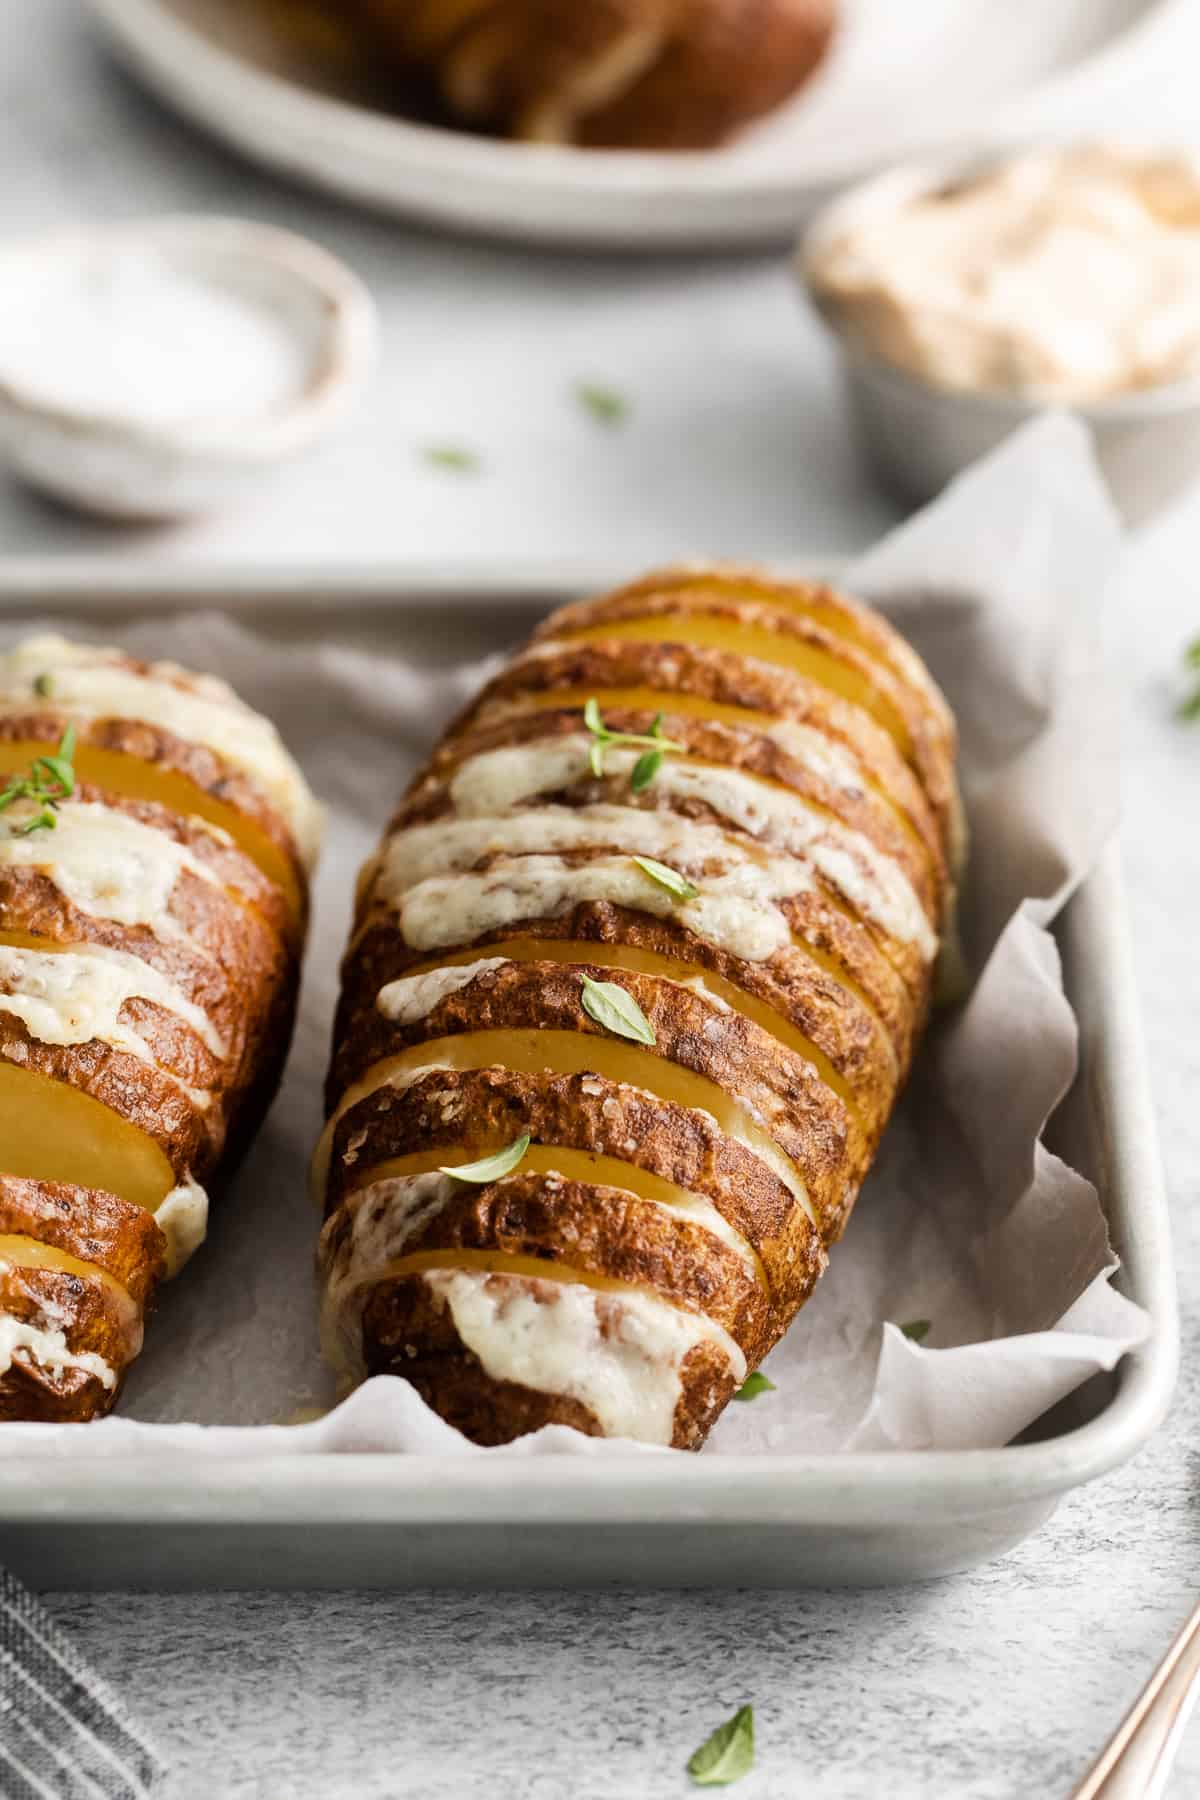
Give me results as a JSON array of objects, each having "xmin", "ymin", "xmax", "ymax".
[{"xmin": 0, "ymin": 564, "xmax": 1177, "ymax": 1591}]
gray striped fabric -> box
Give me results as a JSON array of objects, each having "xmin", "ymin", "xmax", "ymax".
[{"xmin": 0, "ymin": 1571, "xmax": 167, "ymax": 1798}]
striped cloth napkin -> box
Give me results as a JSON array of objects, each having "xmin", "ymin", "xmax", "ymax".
[{"xmin": 0, "ymin": 1570, "xmax": 167, "ymax": 1798}]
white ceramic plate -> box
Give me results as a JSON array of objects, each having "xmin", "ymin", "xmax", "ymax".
[{"xmin": 88, "ymin": 0, "xmax": 1188, "ymax": 250}]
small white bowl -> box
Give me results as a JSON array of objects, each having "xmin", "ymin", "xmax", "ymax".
[
  {"xmin": 0, "ymin": 216, "xmax": 376, "ymax": 520},
  {"xmin": 797, "ymin": 152, "xmax": 1200, "ymax": 526}
]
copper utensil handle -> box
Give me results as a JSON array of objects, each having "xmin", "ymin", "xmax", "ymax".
[{"xmin": 1072, "ymin": 1601, "xmax": 1200, "ymax": 1799}]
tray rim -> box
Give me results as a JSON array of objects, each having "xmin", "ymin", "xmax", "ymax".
[
  {"xmin": 85, "ymin": 0, "xmax": 1191, "ymax": 251},
  {"xmin": 0, "ymin": 567, "xmax": 1177, "ymax": 1536}
]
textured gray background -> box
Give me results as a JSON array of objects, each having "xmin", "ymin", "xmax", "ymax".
[{"xmin": 5, "ymin": 3, "xmax": 1200, "ymax": 1795}]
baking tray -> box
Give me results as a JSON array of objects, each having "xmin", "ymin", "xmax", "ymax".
[{"xmin": 0, "ymin": 563, "xmax": 1177, "ymax": 1591}]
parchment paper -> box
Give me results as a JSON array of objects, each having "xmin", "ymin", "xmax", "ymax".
[{"xmin": 8, "ymin": 413, "xmax": 1150, "ymax": 1461}]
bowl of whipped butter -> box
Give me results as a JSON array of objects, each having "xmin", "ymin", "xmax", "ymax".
[{"xmin": 800, "ymin": 143, "xmax": 1200, "ymax": 523}]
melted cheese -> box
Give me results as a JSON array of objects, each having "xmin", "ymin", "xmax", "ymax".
[
  {"xmin": 0, "ymin": 800, "xmax": 217, "ymax": 937},
  {"xmin": 0, "ymin": 1309, "xmax": 116, "ymax": 1390},
  {"xmin": 439, "ymin": 742, "xmax": 933, "ymax": 953},
  {"xmin": 376, "ymin": 959, "xmax": 508, "ymax": 1025},
  {"xmin": 428, "ymin": 1269, "xmax": 744, "ymax": 1445},
  {"xmin": 483, "ymin": 679, "xmax": 931, "ymax": 859},
  {"xmin": 0, "ymin": 635, "xmax": 323, "ymax": 870},
  {"xmin": 153, "ymin": 1173, "xmax": 209, "ymax": 1277},
  {"xmin": 0, "ymin": 942, "xmax": 225, "ymax": 1062},
  {"xmin": 0, "ymin": 739, "xmax": 304, "ymax": 924},
  {"xmin": 397, "ymin": 853, "xmax": 796, "ymax": 964}
]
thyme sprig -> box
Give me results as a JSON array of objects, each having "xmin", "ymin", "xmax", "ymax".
[
  {"xmin": 583, "ymin": 697, "xmax": 683, "ymax": 790},
  {"xmin": 0, "ymin": 726, "xmax": 76, "ymax": 835},
  {"xmin": 1180, "ymin": 636, "xmax": 1200, "ymax": 719}
]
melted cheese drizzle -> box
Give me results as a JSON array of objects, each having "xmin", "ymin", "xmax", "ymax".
[
  {"xmin": 429, "ymin": 1269, "xmax": 744, "ymax": 1445},
  {"xmin": 434, "ymin": 740, "xmax": 934, "ymax": 954},
  {"xmin": 376, "ymin": 959, "xmax": 509, "ymax": 1025},
  {"xmin": 153, "ymin": 1174, "xmax": 209, "ymax": 1277},
  {"xmin": 0, "ymin": 800, "xmax": 219, "ymax": 938},
  {"xmin": 0, "ymin": 635, "xmax": 322, "ymax": 869},
  {"xmin": 0, "ymin": 1310, "xmax": 116, "ymax": 1390},
  {"xmin": 765, "ymin": 718, "xmax": 873, "ymax": 791},
  {"xmin": 0, "ymin": 942, "xmax": 225, "ymax": 1062},
  {"xmin": 376, "ymin": 808, "xmax": 930, "ymax": 968}
]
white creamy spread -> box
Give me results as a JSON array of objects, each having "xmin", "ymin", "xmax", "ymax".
[
  {"xmin": 0, "ymin": 799, "xmax": 218, "ymax": 937},
  {"xmin": 810, "ymin": 145, "xmax": 1200, "ymax": 400},
  {"xmin": 0, "ymin": 1309, "xmax": 116, "ymax": 1390},
  {"xmin": 426, "ymin": 1270, "xmax": 745, "ymax": 1445},
  {"xmin": 0, "ymin": 941, "xmax": 225, "ymax": 1061},
  {"xmin": 0, "ymin": 245, "xmax": 313, "ymax": 430},
  {"xmin": 0, "ymin": 635, "xmax": 322, "ymax": 868},
  {"xmin": 431, "ymin": 741, "xmax": 933, "ymax": 955},
  {"xmin": 153, "ymin": 1174, "xmax": 210, "ymax": 1278}
]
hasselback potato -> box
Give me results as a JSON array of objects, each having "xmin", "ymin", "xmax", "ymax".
[
  {"xmin": 318, "ymin": 565, "xmax": 959, "ymax": 1449},
  {"xmin": 338, "ymin": 0, "xmax": 838, "ymax": 149},
  {"xmin": 0, "ymin": 636, "xmax": 319, "ymax": 1422}
]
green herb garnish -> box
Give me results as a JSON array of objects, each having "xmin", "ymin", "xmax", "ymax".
[
  {"xmin": 420, "ymin": 445, "xmax": 481, "ymax": 474},
  {"xmin": 583, "ymin": 700, "xmax": 682, "ymax": 789},
  {"xmin": 575, "ymin": 381, "xmax": 629, "ymax": 427},
  {"xmin": 632, "ymin": 855, "xmax": 699, "ymax": 902},
  {"xmin": 579, "ymin": 973, "xmax": 656, "ymax": 1046},
  {"xmin": 32, "ymin": 673, "xmax": 53, "ymax": 699},
  {"xmin": 733, "ymin": 1371, "xmax": 775, "ymax": 1402},
  {"xmin": 687, "ymin": 1706, "xmax": 755, "ymax": 1787},
  {"xmin": 439, "ymin": 1135, "xmax": 531, "ymax": 1184},
  {"xmin": 899, "ymin": 1319, "xmax": 931, "ymax": 1343},
  {"xmin": 1180, "ymin": 637, "xmax": 1200, "ymax": 719},
  {"xmin": 0, "ymin": 725, "xmax": 76, "ymax": 836}
]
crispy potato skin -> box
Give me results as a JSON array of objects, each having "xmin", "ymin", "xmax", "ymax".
[
  {"xmin": 385, "ymin": 702, "xmax": 933, "ymax": 1016},
  {"xmin": 0, "ymin": 1018, "xmax": 221, "ymax": 1178},
  {"xmin": 0, "ymin": 1176, "xmax": 166, "ymax": 1307},
  {"xmin": 340, "ymin": 904, "xmax": 900, "ymax": 1142},
  {"xmin": 341, "ymin": 0, "xmax": 836, "ymax": 152},
  {"xmin": 0, "ymin": 1261, "xmax": 140, "ymax": 1421},
  {"xmin": 574, "ymin": 0, "xmax": 836, "ymax": 151},
  {"xmin": 401, "ymin": 704, "xmax": 938, "ymax": 919},
  {"xmin": 0, "ymin": 817, "xmax": 299, "ymax": 1158},
  {"xmin": 0, "ymin": 664, "xmax": 313, "ymax": 1422},
  {"xmin": 0, "ymin": 714, "xmax": 307, "ymax": 941},
  {"xmin": 323, "ymin": 561, "xmax": 956, "ymax": 1449},
  {"xmin": 360, "ymin": 1272, "xmax": 739, "ymax": 1449},
  {"xmin": 325, "ymin": 1067, "xmax": 825, "ymax": 1319},
  {"xmin": 457, "ymin": 635, "xmax": 945, "ymax": 871},
  {"xmin": 602, "ymin": 565, "xmax": 955, "ymax": 736},
  {"xmin": 533, "ymin": 587, "xmax": 958, "ymax": 842},
  {"xmin": 331, "ymin": 957, "xmax": 860, "ymax": 1232},
  {"xmin": 325, "ymin": 1169, "xmax": 772, "ymax": 1361},
  {"xmin": 0, "ymin": 1179, "xmax": 163, "ymax": 1419}
]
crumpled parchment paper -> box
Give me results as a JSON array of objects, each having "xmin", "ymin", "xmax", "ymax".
[{"xmin": 10, "ymin": 413, "xmax": 1150, "ymax": 1461}]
